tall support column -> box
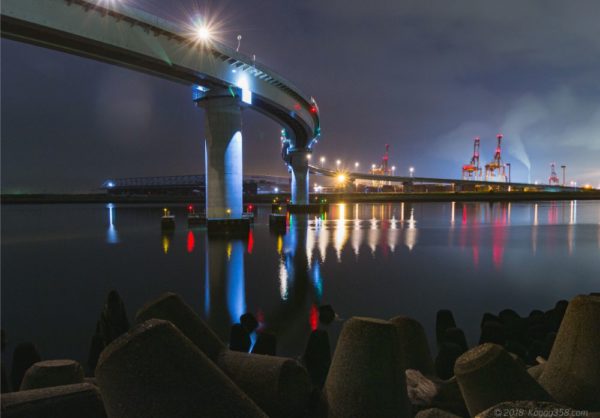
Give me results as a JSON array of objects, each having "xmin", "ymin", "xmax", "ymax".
[
  {"xmin": 289, "ymin": 150, "xmax": 310, "ymax": 205},
  {"xmin": 198, "ymin": 94, "xmax": 243, "ymax": 219}
]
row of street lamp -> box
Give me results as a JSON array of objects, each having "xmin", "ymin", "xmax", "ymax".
[{"xmin": 315, "ymin": 156, "xmax": 414, "ymax": 177}]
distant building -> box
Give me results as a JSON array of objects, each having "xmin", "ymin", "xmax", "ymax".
[{"xmin": 101, "ymin": 174, "xmax": 289, "ymax": 196}]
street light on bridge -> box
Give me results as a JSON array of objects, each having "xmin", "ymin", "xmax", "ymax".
[
  {"xmin": 194, "ymin": 25, "xmax": 213, "ymax": 42},
  {"xmin": 391, "ymin": 165, "xmax": 396, "ymax": 176},
  {"xmin": 354, "ymin": 162, "xmax": 360, "ymax": 170},
  {"xmin": 409, "ymin": 166, "xmax": 414, "ymax": 177},
  {"xmin": 320, "ymin": 156, "xmax": 326, "ymax": 167},
  {"xmin": 336, "ymin": 159, "xmax": 341, "ymax": 169}
]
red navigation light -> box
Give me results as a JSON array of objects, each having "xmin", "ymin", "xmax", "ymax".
[
  {"xmin": 497, "ymin": 134, "xmax": 503, "ymax": 139},
  {"xmin": 310, "ymin": 106, "xmax": 317, "ymax": 114},
  {"xmin": 248, "ymin": 204, "xmax": 254, "ymax": 212},
  {"xmin": 188, "ymin": 204, "xmax": 193, "ymax": 213}
]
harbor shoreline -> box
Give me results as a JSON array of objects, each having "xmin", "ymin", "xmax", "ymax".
[{"xmin": 1, "ymin": 190, "xmax": 599, "ymax": 205}]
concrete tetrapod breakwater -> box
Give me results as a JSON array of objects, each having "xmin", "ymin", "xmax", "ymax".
[
  {"xmin": 538, "ymin": 295, "xmax": 600, "ymax": 410},
  {"xmin": 454, "ymin": 343, "xmax": 553, "ymax": 416},
  {"xmin": 135, "ymin": 292, "xmax": 226, "ymax": 362},
  {"xmin": 323, "ymin": 317, "xmax": 411, "ymax": 418},
  {"xmin": 217, "ymin": 350, "xmax": 311, "ymax": 418},
  {"xmin": 2, "ymin": 291, "xmax": 598, "ymax": 417},
  {"xmin": 390, "ymin": 316, "xmax": 435, "ymax": 376},
  {"xmin": 9, "ymin": 342, "xmax": 41, "ymax": 391},
  {"xmin": 95, "ymin": 319, "xmax": 267, "ymax": 418},
  {"xmin": 0, "ymin": 382, "xmax": 106, "ymax": 418},
  {"xmin": 135, "ymin": 292, "xmax": 311, "ymax": 418},
  {"xmin": 19, "ymin": 359, "xmax": 84, "ymax": 391},
  {"xmin": 303, "ymin": 329, "xmax": 332, "ymax": 388},
  {"xmin": 415, "ymin": 407, "xmax": 464, "ymax": 418}
]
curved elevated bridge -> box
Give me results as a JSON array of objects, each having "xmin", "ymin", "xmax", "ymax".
[{"xmin": 1, "ymin": 0, "xmax": 320, "ymax": 218}]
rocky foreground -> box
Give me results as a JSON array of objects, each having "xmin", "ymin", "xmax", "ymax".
[{"xmin": 1, "ymin": 292, "xmax": 599, "ymax": 418}]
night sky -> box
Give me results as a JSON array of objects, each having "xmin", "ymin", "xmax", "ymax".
[{"xmin": 2, "ymin": 0, "xmax": 599, "ymax": 193}]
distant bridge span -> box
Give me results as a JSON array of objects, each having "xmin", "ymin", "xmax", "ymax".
[
  {"xmin": 309, "ymin": 166, "xmax": 584, "ymax": 191},
  {"xmin": 1, "ymin": 0, "xmax": 320, "ymax": 215}
]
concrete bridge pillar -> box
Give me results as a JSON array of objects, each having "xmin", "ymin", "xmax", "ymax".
[
  {"xmin": 288, "ymin": 150, "xmax": 310, "ymax": 204},
  {"xmin": 198, "ymin": 93, "xmax": 243, "ymax": 219}
]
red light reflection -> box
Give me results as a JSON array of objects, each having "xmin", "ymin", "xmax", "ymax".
[
  {"xmin": 309, "ymin": 305, "xmax": 319, "ymax": 330},
  {"xmin": 247, "ymin": 229, "xmax": 254, "ymax": 254}
]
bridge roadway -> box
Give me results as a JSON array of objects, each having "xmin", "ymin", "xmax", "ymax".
[
  {"xmin": 309, "ymin": 166, "xmax": 583, "ymax": 191},
  {"xmin": 1, "ymin": 0, "xmax": 320, "ymax": 218}
]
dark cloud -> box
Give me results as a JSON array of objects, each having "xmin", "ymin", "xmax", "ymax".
[{"xmin": 2, "ymin": 0, "xmax": 599, "ymax": 191}]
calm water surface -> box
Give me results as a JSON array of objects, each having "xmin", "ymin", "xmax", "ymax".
[{"xmin": 2, "ymin": 201, "xmax": 599, "ymax": 367}]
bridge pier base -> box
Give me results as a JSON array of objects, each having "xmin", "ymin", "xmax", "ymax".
[
  {"xmin": 288, "ymin": 150, "xmax": 310, "ymax": 205},
  {"xmin": 198, "ymin": 94, "xmax": 243, "ymax": 220}
]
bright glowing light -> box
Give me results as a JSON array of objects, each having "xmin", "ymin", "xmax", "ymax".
[
  {"xmin": 107, "ymin": 181, "xmax": 115, "ymax": 188},
  {"xmin": 306, "ymin": 154, "xmax": 312, "ymax": 160},
  {"xmin": 235, "ymin": 72, "xmax": 252, "ymax": 105},
  {"xmin": 195, "ymin": 25, "xmax": 212, "ymax": 41},
  {"xmin": 354, "ymin": 162, "xmax": 360, "ymax": 168},
  {"xmin": 391, "ymin": 166, "xmax": 396, "ymax": 171},
  {"xmin": 337, "ymin": 174, "xmax": 346, "ymax": 184},
  {"xmin": 274, "ymin": 187, "xmax": 279, "ymax": 193},
  {"xmin": 320, "ymin": 157, "xmax": 326, "ymax": 163},
  {"xmin": 371, "ymin": 164, "xmax": 376, "ymax": 170},
  {"xmin": 336, "ymin": 159, "xmax": 341, "ymax": 167}
]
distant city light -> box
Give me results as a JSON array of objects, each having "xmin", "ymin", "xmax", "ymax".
[
  {"xmin": 320, "ymin": 157, "xmax": 326, "ymax": 163},
  {"xmin": 274, "ymin": 187, "xmax": 279, "ymax": 193},
  {"xmin": 337, "ymin": 174, "xmax": 346, "ymax": 184},
  {"xmin": 336, "ymin": 159, "xmax": 341, "ymax": 167},
  {"xmin": 409, "ymin": 166, "xmax": 414, "ymax": 177},
  {"xmin": 107, "ymin": 181, "xmax": 115, "ymax": 188},
  {"xmin": 306, "ymin": 154, "xmax": 312, "ymax": 160},
  {"xmin": 354, "ymin": 162, "xmax": 360, "ymax": 169}
]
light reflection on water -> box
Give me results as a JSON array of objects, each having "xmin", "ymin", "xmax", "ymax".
[
  {"xmin": 193, "ymin": 200, "xmax": 599, "ymax": 352},
  {"xmin": 1, "ymin": 201, "xmax": 599, "ymax": 364}
]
